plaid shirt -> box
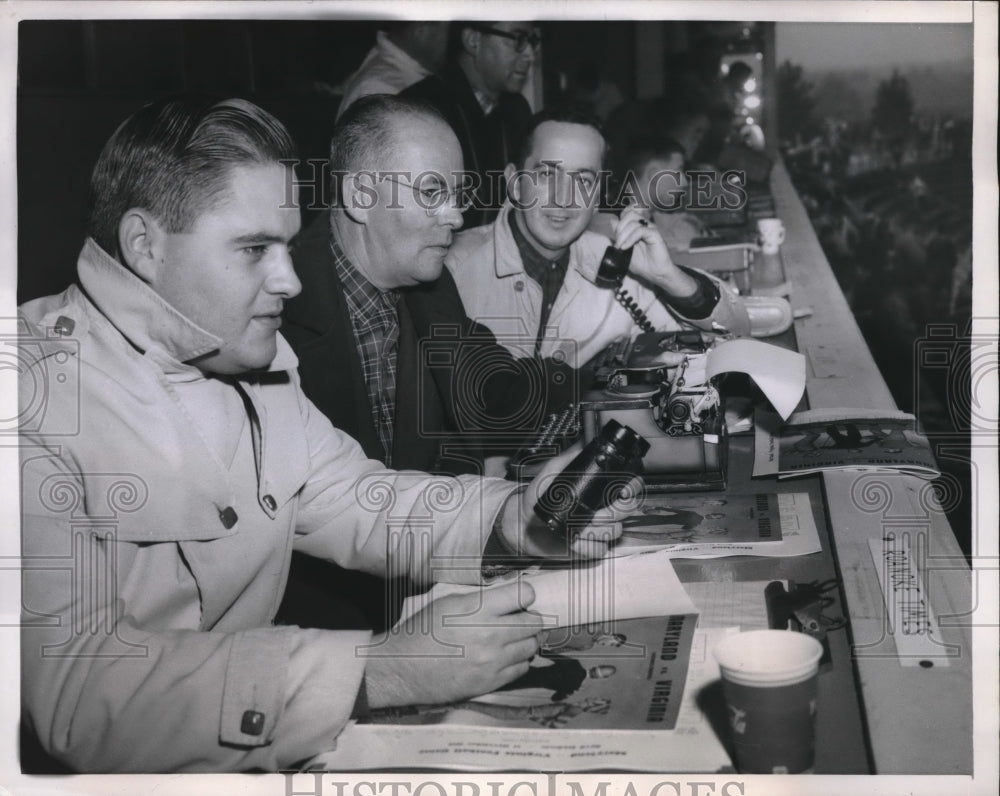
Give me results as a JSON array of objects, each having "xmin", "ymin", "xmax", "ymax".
[{"xmin": 331, "ymin": 235, "xmax": 400, "ymax": 465}]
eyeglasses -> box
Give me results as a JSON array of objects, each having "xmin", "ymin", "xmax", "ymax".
[
  {"xmin": 382, "ymin": 176, "xmax": 473, "ymax": 215},
  {"xmin": 469, "ymin": 25, "xmax": 541, "ymax": 54}
]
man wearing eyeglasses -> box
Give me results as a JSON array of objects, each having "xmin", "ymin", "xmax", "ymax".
[
  {"xmin": 279, "ymin": 95, "xmax": 584, "ymax": 631},
  {"xmin": 403, "ymin": 21, "xmax": 540, "ymax": 228}
]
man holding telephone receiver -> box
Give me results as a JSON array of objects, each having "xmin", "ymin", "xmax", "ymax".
[{"xmin": 445, "ymin": 108, "xmax": 751, "ymax": 367}]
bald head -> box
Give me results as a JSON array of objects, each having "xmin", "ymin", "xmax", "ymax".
[{"xmin": 330, "ymin": 94, "xmax": 454, "ymax": 181}]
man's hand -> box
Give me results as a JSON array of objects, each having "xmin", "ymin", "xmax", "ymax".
[
  {"xmin": 498, "ymin": 444, "xmax": 639, "ymax": 560},
  {"xmin": 611, "ymin": 204, "xmax": 700, "ymax": 299},
  {"xmin": 363, "ymin": 582, "xmax": 543, "ymax": 708}
]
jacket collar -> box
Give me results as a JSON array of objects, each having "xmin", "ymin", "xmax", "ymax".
[
  {"xmin": 492, "ymin": 202, "xmax": 529, "ymax": 278},
  {"xmin": 492, "ymin": 201, "xmax": 586, "ymax": 280},
  {"xmin": 76, "ymin": 237, "xmax": 296, "ymax": 372}
]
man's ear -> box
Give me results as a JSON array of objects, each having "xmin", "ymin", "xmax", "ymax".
[
  {"xmin": 460, "ymin": 26, "xmax": 481, "ymax": 57},
  {"xmin": 341, "ymin": 171, "xmax": 377, "ymax": 224},
  {"xmin": 504, "ymin": 162, "xmax": 520, "ymax": 204},
  {"xmin": 117, "ymin": 209, "xmax": 163, "ymax": 283}
]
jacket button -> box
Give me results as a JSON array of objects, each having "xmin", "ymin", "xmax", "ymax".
[
  {"xmin": 219, "ymin": 507, "xmax": 238, "ymax": 529},
  {"xmin": 262, "ymin": 494, "xmax": 277, "ymax": 511},
  {"xmin": 240, "ymin": 710, "xmax": 265, "ymax": 736},
  {"xmin": 514, "ymin": 280, "xmax": 524, "ymax": 292},
  {"xmin": 54, "ymin": 316, "xmax": 75, "ymax": 336}
]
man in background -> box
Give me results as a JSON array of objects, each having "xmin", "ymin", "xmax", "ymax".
[
  {"xmin": 593, "ymin": 133, "xmax": 709, "ymax": 251},
  {"xmin": 336, "ymin": 22, "xmax": 450, "ymax": 119},
  {"xmin": 404, "ymin": 21, "xmax": 539, "ymax": 227}
]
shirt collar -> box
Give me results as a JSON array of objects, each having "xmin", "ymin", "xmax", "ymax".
[
  {"xmin": 473, "ymin": 89, "xmax": 497, "ymax": 116},
  {"xmin": 329, "ymin": 233, "xmax": 400, "ymax": 320},
  {"xmin": 76, "ymin": 237, "xmax": 297, "ymax": 373}
]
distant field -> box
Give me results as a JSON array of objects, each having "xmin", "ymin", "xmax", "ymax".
[{"xmin": 809, "ymin": 63, "xmax": 973, "ymax": 122}]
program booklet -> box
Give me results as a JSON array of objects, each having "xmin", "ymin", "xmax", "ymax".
[
  {"xmin": 312, "ymin": 626, "xmax": 735, "ymax": 773},
  {"xmin": 754, "ymin": 407, "xmax": 941, "ymax": 479},
  {"xmin": 611, "ymin": 491, "xmax": 822, "ymax": 559},
  {"xmin": 359, "ymin": 613, "xmax": 698, "ymax": 732},
  {"xmin": 614, "ymin": 492, "xmax": 781, "ymax": 553}
]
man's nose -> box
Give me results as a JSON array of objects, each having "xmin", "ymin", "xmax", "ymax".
[
  {"xmin": 437, "ymin": 197, "xmax": 465, "ymax": 230},
  {"xmin": 268, "ymin": 247, "xmax": 302, "ymax": 299}
]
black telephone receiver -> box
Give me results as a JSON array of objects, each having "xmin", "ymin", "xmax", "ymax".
[
  {"xmin": 597, "ymin": 244, "xmax": 656, "ymax": 333},
  {"xmin": 596, "ymin": 244, "xmax": 633, "ymax": 289}
]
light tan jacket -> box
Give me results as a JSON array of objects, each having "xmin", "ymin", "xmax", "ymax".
[
  {"xmin": 19, "ymin": 240, "xmax": 515, "ymax": 772},
  {"xmin": 446, "ymin": 203, "xmax": 750, "ymax": 367}
]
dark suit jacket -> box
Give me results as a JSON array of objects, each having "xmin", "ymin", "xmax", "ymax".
[
  {"xmin": 277, "ymin": 212, "xmax": 583, "ymax": 631},
  {"xmin": 403, "ymin": 65, "xmax": 533, "ymax": 228},
  {"xmin": 282, "ymin": 211, "xmax": 583, "ymax": 475},
  {"xmin": 277, "ymin": 212, "xmax": 584, "ymax": 631}
]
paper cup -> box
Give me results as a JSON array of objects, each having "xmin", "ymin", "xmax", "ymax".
[
  {"xmin": 714, "ymin": 630, "xmax": 823, "ymax": 774},
  {"xmin": 757, "ymin": 218, "xmax": 786, "ymax": 255}
]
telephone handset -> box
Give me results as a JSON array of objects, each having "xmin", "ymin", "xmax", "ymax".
[{"xmin": 597, "ymin": 244, "xmax": 656, "ymax": 333}]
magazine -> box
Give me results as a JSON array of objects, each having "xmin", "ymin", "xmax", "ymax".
[
  {"xmin": 611, "ymin": 491, "xmax": 822, "ymax": 559},
  {"xmin": 753, "ymin": 407, "xmax": 941, "ymax": 479}
]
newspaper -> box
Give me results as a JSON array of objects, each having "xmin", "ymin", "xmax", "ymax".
[
  {"xmin": 611, "ymin": 491, "xmax": 821, "ymax": 559},
  {"xmin": 753, "ymin": 407, "xmax": 941, "ymax": 479}
]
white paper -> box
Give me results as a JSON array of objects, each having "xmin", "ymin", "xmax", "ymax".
[
  {"xmin": 400, "ymin": 550, "xmax": 697, "ymax": 628},
  {"xmin": 685, "ymin": 581, "xmax": 776, "ymax": 630},
  {"xmin": 867, "ymin": 535, "xmax": 956, "ymax": 667},
  {"xmin": 706, "ymin": 338, "xmax": 806, "ymax": 419}
]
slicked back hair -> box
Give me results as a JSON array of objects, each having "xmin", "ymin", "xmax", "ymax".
[
  {"xmin": 87, "ymin": 97, "xmax": 297, "ymax": 259},
  {"xmin": 328, "ymin": 93, "xmax": 450, "ymax": 204}
]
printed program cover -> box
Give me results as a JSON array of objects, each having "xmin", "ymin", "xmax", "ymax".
[
  {"xmin": 614, "ymin": 492, "xmax": 782, "ymax": 553},
  {"xmin": 773, "ymin": 408, "xmax": 941, "ymax": 478},
  {"xmin": 360, "ymin": 613, "xmax": 698, "ymax": 731}
]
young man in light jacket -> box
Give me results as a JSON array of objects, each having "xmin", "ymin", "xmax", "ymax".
[
  {"xmin": 17, "ymin": 98, "xmax": 622, "ymax": 773},
  {"xmin": 445, "ymin": 108, "xmax": 751, "ymax": 367}
]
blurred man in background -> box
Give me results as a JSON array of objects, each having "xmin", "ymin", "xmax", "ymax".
[
  {"xmin": 336, "ymin": 22, "xmax": 450, "ymax": 119},
  {"xmin": 404, "ymin": 21, "xmax": 539, "ymax": 227}
]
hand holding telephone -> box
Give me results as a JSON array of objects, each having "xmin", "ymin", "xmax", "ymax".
[
  {"xmin": 596, "ymin": 243, "xmax": 634, "ymax": 289},
  {"xmin": 597, "ymin": 242, "xmax": 657, "ymax": 333},
  {"xmin": 533, "ymin": 419, "xmax": 649, "ymax": 540}
]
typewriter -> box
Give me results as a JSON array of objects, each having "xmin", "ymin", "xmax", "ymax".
[{"xmin": 507, "ymin": 331, "xmax": 728, "ymax": 491}]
